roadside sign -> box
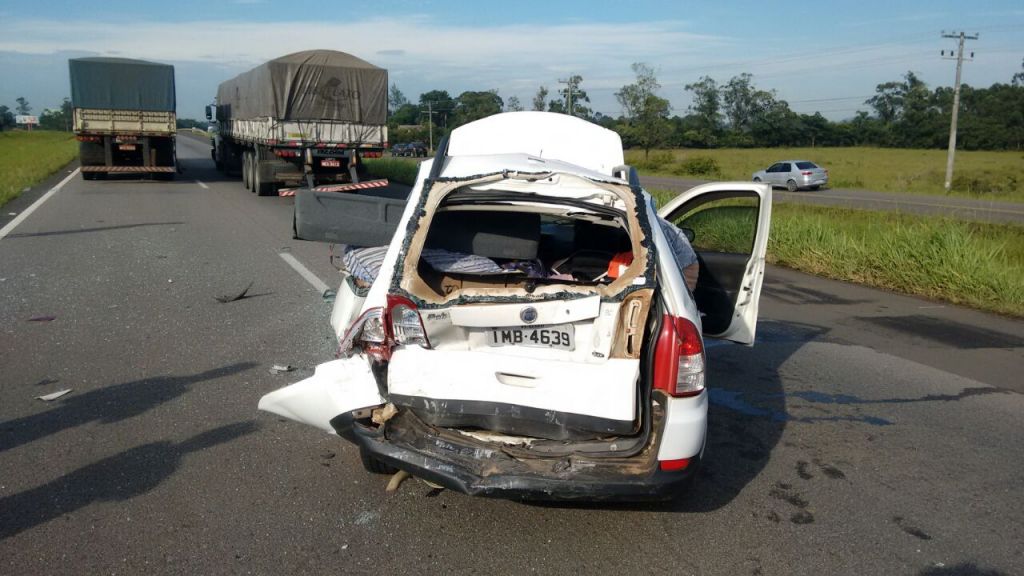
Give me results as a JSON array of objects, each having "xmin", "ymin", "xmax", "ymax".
[{"xmin": 15, "ymin": 115, "xmax": 39, "ymax": 125}]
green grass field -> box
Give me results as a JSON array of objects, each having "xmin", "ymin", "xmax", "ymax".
[
  {"xmin": 364, "ymin": 157, "xmax": 421, "ymax": 186},
  {"xmin": 0, "ymin": 131, "xmax": 78, "ymax": 208},
  {"xmin": 651, "ymin": 188, "xmax": 1024, "ymax": 317},
  {"xmin": 629, "ymin": 147, "xmax": 1024, "ymax": 203}
]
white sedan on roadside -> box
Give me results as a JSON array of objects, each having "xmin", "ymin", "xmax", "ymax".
[{"xmin": 752, "ymin": 160, "xmax": 828, "ymax": 191}]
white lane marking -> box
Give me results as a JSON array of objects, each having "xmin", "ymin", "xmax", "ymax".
[
  {"xmin": 0, "ymin": 168, "xmax": 81, "ymax": 241},
  {"xmin": 279, "ymin": 253, "xmax": 331, "ymax": 295},
  {"xmin": 195, "ymin": 180, "xmax": 209, "ymax": 190}
]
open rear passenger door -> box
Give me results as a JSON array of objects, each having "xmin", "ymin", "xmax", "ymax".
[{"xmin": 658, "ymin": 182, "xmax": 772, "ymax": 344}]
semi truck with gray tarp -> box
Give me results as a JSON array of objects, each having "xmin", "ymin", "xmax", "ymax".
[
  {"xmin": 208, "ymin": 50, "xmax": 388, "ymax": 195},
  {"xmin": 69, "ymin": 57, "xmax": 177, "ymax": 180}
]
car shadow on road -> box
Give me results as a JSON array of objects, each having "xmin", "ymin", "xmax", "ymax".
[
  {"xmin": 0, "ymin": 362, "xmax": 257, "ymax": 454},
  {"xmin": 528, "ymin": 320, "xmax": 826, "ymax": 513},
  {"xmin": 0, "ymin": 421, "xmax": 256, "ymax": 540}
]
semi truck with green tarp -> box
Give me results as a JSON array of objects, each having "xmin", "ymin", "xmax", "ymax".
[
  {"xmin": 69, "ymin": 57, "xmax": 177, "ymax": 180},
  {"xmin": 208, "ymin": 50, "xmax": 388, "ymax": 196}
]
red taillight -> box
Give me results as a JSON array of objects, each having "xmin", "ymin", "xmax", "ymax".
[
  {"xmin": 659, "ymin": 458, "xmax": 690, "ymax": 472},
  {"xmin": 386, "ymin": 294, "xmax": 431, "ymax": 349},
  {"xmin": 801, "ymin": 171, "xmax": 813, "ymax": 176},
  {"xmin": 653, "ymin": 315, "xmax": 705, "ymax": 397}
]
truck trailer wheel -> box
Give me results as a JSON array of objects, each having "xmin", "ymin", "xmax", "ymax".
[{"xmin": 253, "ymin": 160, "xmax": 275, "ymax": 196}]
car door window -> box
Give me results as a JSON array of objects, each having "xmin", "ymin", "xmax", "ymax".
[
  {"xmin": 779, "ymin": 163, "xmax": 791, "ymax": 173},
  {"xmin": 766, "ymin": 163, "xmax": 781, "ymax": 173},
  {"xmin": 668, "ymin": 194, "xmax": 760, "ymax": 335}
]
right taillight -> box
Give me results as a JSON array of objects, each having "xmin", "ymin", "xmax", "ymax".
[
  {"xmin": 653, "ymin": 315, "xmax": 705, "ymax": 397},
  {"xmin": 387, "ymin": 295, "xmax": 430, "ymax": 348}
]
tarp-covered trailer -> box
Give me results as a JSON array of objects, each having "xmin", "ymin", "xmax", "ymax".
[
  {"xmin": 209, "ymin": 50, "xmax": 389, "ymax": 196},
  {"xmin": 69, "ymin": 57, "xmax": 177, "ymax": 180}
]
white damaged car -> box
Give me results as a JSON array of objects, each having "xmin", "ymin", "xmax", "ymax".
[{"xmin": 260, "ymin": 112, "xmax": 771, "ymax": 500}]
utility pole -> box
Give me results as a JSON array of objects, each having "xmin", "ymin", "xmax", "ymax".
[
  {"xmin": 558, "ymin": 76, "xmax": 575, "ymax": 116},
  {"xmin": 941, "ymin": 31, "xmax": 978, "ymax": 192},
  {"xmin": 421, "ymin": 101, "xmax": 438, "ymax": 154}
]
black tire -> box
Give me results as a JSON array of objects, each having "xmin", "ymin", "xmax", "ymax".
[
  {"xmin": 786, "ymin": 179, "xmax": 798, "ymax": 192},
  {"xmin": 242, "ymin": 151, "xmax": 251, "ymax": 190},
  {"xmin": 359, "ymin": 449, "xmax": 398, "ymax": 475},
  {"xmin": 254, "ymin": 158, "xmax": 275, "ymax": 196}
]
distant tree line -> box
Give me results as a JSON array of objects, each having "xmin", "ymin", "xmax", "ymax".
[
  {"xmin": 0, "ymin": 96, "xmax": 73, "ymax": 132},
  {"xmin": 386, "ymin": 58, "xmax": 1024, "ymax": 151}
]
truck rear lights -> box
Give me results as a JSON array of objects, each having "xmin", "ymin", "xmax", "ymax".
[
  {"xmin": 273, "ymin": 149, "xmax": 299, "ymax": 158},
  {"xmin": 76, "ymin": 135, "xmax": 101, "ymax": 142},
  {"xmin": 653, "ymin": 315, "xmax": 705, "ymax": 397},
  {"xmin": 387, "ymin": 295, "xmax": 430, "ymax": 348},
  {"xmin": 659, "ymin": 458, "xmax": 690, "ymax": 472}
]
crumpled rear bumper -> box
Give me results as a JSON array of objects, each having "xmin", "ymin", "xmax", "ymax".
[{"xmin": 331, "ymin": 409, "xmax": 699, "ymax": 502}]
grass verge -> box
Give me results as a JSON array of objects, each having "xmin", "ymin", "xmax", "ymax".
[
  {"xmin": 364, "ymin": 157, "xmax": 421, "ymax": 186},
  {"xmin": 0, "ymin": 131, "xmax": 79, "ymax": 208},
  {"xmin": 630, "ymin": 147, "xmax": 1024, "ymax": 203},
  {"xmin": 651, "ymin": 188, "xmax": 1024, "ymax": 317}
]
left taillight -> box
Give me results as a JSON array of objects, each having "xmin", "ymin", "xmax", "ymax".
[
  {"xmin": 653, "ymin": 315, "xmax": 705, "ymax": 397},
  {"xmin": 387, "ymin": 295, "xmax": 430, "ymax": 348}
]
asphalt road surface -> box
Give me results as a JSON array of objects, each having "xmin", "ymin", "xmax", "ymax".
[
  {"xmin": 2, "ymin": 135, "xmax": 1022, "ymax": 575},
  {"xmin": 641, "ymin": 174, "xmax": 1024, "ymax": 225}
]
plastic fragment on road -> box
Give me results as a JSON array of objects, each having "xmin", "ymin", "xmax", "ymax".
[
  {"xmin": 269, "ymin": 364, "xmax": 296, "ymax": 374},
  {"xmin": 385, "ymin": 470, "xmax": 411, "ymax": 492},
  {"xmin": 215, "ymin": 280, "xmax": 255, "ymax": 303},
  {"xmin": 36, "ymin": 389, "xmax": 72, "ymax": 401},
  {"xmin": 28, "ymin": 315, "xmax": 56, "ymax": 322}
]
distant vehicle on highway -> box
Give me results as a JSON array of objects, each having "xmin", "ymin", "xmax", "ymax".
[
  {"xmin": 259, "ymin": 111, "xmax": 774, "ymax": 501},
  {"xmin": 390, "ymin": 143, "xmax": 409, "ymax": 156},
  {"xmin": 405, "ymin": 141, "xmax": 428, "ymax": 157},
  {"xmin": 752, "ymin": 160, "xmax": 828, "ymax": 191}
]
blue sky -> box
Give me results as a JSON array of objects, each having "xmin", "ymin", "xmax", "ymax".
[{"xmin": 1, "ymin": 0, "xmax": 1021, "ymax": 121}]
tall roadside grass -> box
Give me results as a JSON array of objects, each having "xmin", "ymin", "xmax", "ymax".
[
  {"xmin": 651, "ymin": 188, "xmax": 1024, "ymax": 317},
  {"xmin": 630, "ymin": 147, "xmax": 1024, "ymax": 203},
  {"xmin": 364, "ymin": 158, "xmax": 420, "ymax": 186},
  {"xmin": 0, "ymin": 131, "xmax": 78, "ymax": 207}
]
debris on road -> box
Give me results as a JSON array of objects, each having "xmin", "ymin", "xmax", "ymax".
[
  {"xmin": 385, "ymin": 470, "xmax": 411, "ymax": 492},
  {"xmin": 215, "ymin": 280, "xmax": 255, "ymax": 303},
  {"xmin": 28, "ymin": 315, "xmax": 56, "ymax": 322},
  {"xmin": 36, "ymin": 389, "xmax": 72, "ymax": 401},
  {"xmin": 269, "ymin": 364, "xmax": 296, "ymax": 374},
  {"xmin": 322, "ymin": 289, "xmax": 336, "ymax": 301}
]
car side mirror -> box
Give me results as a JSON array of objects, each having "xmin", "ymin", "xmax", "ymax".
[
  {"xmin": 681, "ymin": 227, "xmax": 695, "ymax": 243},
  {"xmin": 205, "ymin": 105, "xmax": 213, "ymax": 120}
]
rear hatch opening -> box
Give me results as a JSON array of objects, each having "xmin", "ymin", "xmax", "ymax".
[{"xmin": 375, "ymin": 172, "xmax": 660, "ymax": 452}]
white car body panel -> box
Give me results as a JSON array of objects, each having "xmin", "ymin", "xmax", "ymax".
[
  {"xmin": 388, "ymin": 347, "xmax": 639, "ymax": 423},
  {"xmin": 448, "ymin": 294, "xmax": 601, "ymax": 327},
  {"xmin": 257, "ymin": 357, "xmax": 382, "ymax": 433},
  {"xmin": 657, "ymin": 182, "xmax": 772, "ymax": 345},
  {"xmin": 446, "ymin": 112, "xmax": 625, "ymax": 177},
  {"xmin": 655, "ymin": 392, "xmax": 709, "ymax": 460}
]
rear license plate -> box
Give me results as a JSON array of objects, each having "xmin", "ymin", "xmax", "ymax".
[
  {"xmin": 488, "ymin": 324, "xmax": 574, "ymax": 351},
  {"xmin": 321, "ymin": 158, "xmax": 341, "ymax": 168},
  {"xmin": 118, "ymin": 144, "xmax": 137, "ymax": 151}
]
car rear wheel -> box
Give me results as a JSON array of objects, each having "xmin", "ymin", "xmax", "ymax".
[
  {"xmin": 786, "ymin": 179, "xmax": 798, "ymax": 192},
  {"xmin": 359, "ymin": 448, "xmax": 398, "ymax": 475}
]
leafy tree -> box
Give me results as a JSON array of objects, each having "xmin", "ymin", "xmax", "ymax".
[
  {"xmin": 0, "ymin": 105, "xmax": 14, "ymax": 130},
  {"xmin": 15, "ymin": 97, "xmax": 31, "ymax": 115},
  {"xmin": 1012, "ymin": 58, "xmax": 1024, "ymax": 87},
  {"xmin": 506, "ymin": 95, "xmax": 523, "ymax": 112},
  {"xmin": 532, "ymin": 86, "xmax": 549, "ymax": 111},
  {"xmin": 615, "ymin": 63, "xmax": 672, "ymax": 158},
  {"xmin": 684, "ymin": 75, "xmax": 722, "ymax": 143},
  {"xmin": 721, "ymin": 73, "xmax": 775, "ymax": 135},
  {"xmin": 388, "ymin": 83, "xmax": 408, "ymax": 114},
  {"xmin": 453, "ymin": 90, "xmax": 503, "ymax": 127},
  {"xmin": 419, "ymin": 90, "xmax": 455, "ymax": 128}
]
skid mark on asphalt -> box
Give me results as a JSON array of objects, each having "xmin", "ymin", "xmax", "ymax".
[
  {"xmin": 710, "ymin": 385, "xmax": 1014, "ymax": 426},
  {"xmin": 769, "ymin": 482, "xmax": 815, "ymax": 525},
  {"xmin": 892, "ymin": 515, "xmax": 932, "ymax": 541}
]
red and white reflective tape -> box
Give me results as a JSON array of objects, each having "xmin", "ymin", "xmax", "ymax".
[
  {"xmin": 278, "ymin": 179, "xmax": 389, "ymax": 197},
  {"xmin": 81, "ymin": 166, "xmax": 175, "ymax": 173}
]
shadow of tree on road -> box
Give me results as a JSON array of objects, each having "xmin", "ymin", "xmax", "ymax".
[
  {"xmin": 0, "ymin": 362, "xmax": 257, "ymax": 454},
  {"xmin": 0, "ymin": 421, "xmax": 256, "ymax": 540}
]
